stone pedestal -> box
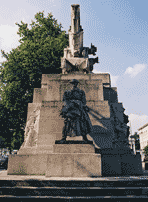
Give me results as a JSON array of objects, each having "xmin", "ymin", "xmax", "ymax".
[
  {"xmin": 7, "ymin": 154, "xmax": 48, "ymax": 175},
  {"xmin": 8, "ymin": 141, "xmax": 101, "ymax": 177},
  {"xmin": 46, "ymin": 142, "xmax": 101, "ymax": 177},
  {"xmin": 101, "ymin": 147, "xmax": 143, "ymax": 176}
]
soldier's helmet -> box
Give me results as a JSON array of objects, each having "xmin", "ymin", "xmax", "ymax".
[{"xmin": 70, "ymin": 79, "xmax": 79, "ymax": 84}]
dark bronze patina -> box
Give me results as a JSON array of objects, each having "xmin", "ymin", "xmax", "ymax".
[{"xmin": 60, "ymin": 79, "xmax": 92, "ymax": 142}]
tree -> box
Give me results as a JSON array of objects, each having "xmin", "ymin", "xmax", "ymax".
[
  {"xmin": 130, "ymin": 132, "xmax": 140, "ymax": 150},
  {"xmin": 0, "ymin": 104, "xmax": 14, "ymax": 152},
  {"xmin": 0, "ymin": 11, "xmax": 69, "ymax": 150},
  {"xmin": 143, "ymin": 145, "xmax": 148, "ymax": 156}
]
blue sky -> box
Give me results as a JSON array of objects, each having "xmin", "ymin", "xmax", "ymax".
[{"xmin": 0, "ymin": 0, "xmax": 148, "ymax": 134}]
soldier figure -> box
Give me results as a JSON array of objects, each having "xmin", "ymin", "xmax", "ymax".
[{"xmin": 60, "ymin": 79, "xmax": 92, "ymax": 142}]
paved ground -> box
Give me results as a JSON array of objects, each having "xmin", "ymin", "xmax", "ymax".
[{"xmin": 0, "ymin": 169, "xmax": 148, "ymax": 181}]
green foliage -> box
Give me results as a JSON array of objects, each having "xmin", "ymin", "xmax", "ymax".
[
  {"xmin": 144, "ymin": 145, "xmax": 148, "ymax": 156},
  {"xmin": 135, "ymin": 139, "xmax": 140, "ymax": 150},
  {"xmin": 11, "ymin": 130, "xmax": 24, "ymax": 150},
  {"xmin": 131, "ymin": 132, "xmax": 139, "ymax": 140},
  {"xmin": 0, "ymin": 104, "xmax": 19, "ymax": 151},
  {"xmin": 0, "ymin": 11, "xmax": 68, "ymax": 150},
  {"xmin": 130, "ymin": 132, "xmax": 140, "ymax": 150},
  {"xmin": 133, "ymin": 132, "xmax": 140, "ymax": 150},
  {"xmin": 0, "ymin": 135, "xmax": 5, "ymax": 148}
]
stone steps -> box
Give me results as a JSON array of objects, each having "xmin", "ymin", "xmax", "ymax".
[
  {"xmin": 0, "ymin": 186, "xmax": 148, "ymax": 196},
  {"xmin": 0, "ymin": 178, "xmax": 148, "ymax": 200},
  {"xmin": 1, "ymin": 178, "xmax": 148, "ymax": 187},
  {"xmin": 0, "ymin": 195, "xmax": 148, "ymax": 201}
]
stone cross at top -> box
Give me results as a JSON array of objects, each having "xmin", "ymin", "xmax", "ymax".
[{"xmin": 60, "ymin": 4, "xmax": 99, "ymax": 74}]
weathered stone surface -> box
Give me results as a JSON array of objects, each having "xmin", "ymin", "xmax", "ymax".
[
  {"xmin": 8, "ymin": 144, "xmax": 101, "ymax": 177},
  {"xmin": 17, "ymin": 145, "xmax": 53, "ymax": 155},
  {"xmin": 40, "ymin": 73, "xmax": 110, "ymax": 103},
  {"xmin": 7, "ymin": 154, "xmax": 47, "ymax": 175},
  {"xmin": 53, "ymin": 144, "xmax": 95, "ymax": 153},
  {"xmin": 73, "ymin": 153, "xmax": 101, "ymax": 177},
  {"xmin": 17, "ymin": 147, "xmax": 38, "ymax": 155},
  {"xmin": 103, "ymin": 87, "xmax": 118, "ymax": 103},
  {"xmin": 60, "ymin": 5, "xmax": 98, "ymax": 74},
  {"xmin": 46, "ymin": 153, "xmax": 101, "ymax": 177},
  {"xmin": 60, "ymin": 73, "xmax": 90, "ymax": 81},
  {"xmin": 91, "ymin": 73, "xmax": 110, "ymax": 84},
  {"xmin": 33, "ymin": 88, "xmax": 47, "ymax": 103},
  {"xmin": 101, "ymin": 148, "xmax": 143, "ymax": 176}
]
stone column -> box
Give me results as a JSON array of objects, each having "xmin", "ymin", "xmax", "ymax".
[
  {"xmin": 69, "ymin": 4, "xmax": 83, "ymax": 57},
  {"xmin": 71, "ymin": 4, "xmax": 80, "ymax": 33}
]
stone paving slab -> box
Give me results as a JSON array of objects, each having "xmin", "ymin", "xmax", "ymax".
[{"xmin": 0, "ymin": 169, "xmax": 148, "ymax": 181}]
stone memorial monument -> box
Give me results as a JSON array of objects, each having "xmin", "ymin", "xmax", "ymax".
[{"xmin": 7, "ymin": 4, "xmax": 142, "ymax": 177}]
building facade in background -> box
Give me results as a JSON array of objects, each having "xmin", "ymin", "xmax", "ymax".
[
  {"xmin": 138, "ymin": 123, "xmax": 148, "ymax": 167},
  {"xmin": 138, "ymin": 123, "xmax": 148, "ymax": 151}
]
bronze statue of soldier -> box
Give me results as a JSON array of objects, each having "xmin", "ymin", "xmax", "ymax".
[{"xmin": 60, "ymin": 79, "xmax": 92, "ymax": 142}]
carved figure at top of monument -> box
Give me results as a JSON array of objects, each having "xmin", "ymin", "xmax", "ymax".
[{"xmin": 60, "ymin": 79, "xmax": 92, "ymax": 142}]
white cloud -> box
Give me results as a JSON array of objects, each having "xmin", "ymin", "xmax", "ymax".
[
  {"xmin": 0, "ymin": 24, "xmax": 20, "ymax": 51},
  {"xmin": 125, "ymin": 64, "xmax": 147, "ymax": 78},
  {"xmin": 0, "ymin": 57, "xmax": 7, "ymax": 65},
  {"xmin": 92, "ymin": 69, "xmax": 119, "ymax": 87},
  {"xmin": 0, "ymin": 24, "xmax": 21, "ymax": 65},
  {"xmin": 128, "ymin": 113, "xmax": 148, "ymax": 134}
]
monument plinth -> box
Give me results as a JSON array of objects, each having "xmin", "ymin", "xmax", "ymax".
[{"xmin": 7, "ymin": 4, "xmax": 142, "ymax": 177}]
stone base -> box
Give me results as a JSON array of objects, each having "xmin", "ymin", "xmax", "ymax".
[
  {"xmin": 17, "ymin": 145, "xmax": 53, "ymax": 155},
  {"xmin": 55, "ymin": 140, "xmax": 93, "ymax": 144},
  {"xmin": 54, "ymin": 143, "xmax": 95, "ymax": 153},
  {"xmin": 8, "ymin": 143, "xmax": 101, "ymax": 177},
  {"xmin": 101, "ymin": 148, "xmax": 143, "ymax": 176},
  {"xmin": 46, "ymin": 153, "xmax": 101, "ymax": 177},
  {"xmin": 7, "ymin": 154, "xmax": 48, "ymax": 175}
]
